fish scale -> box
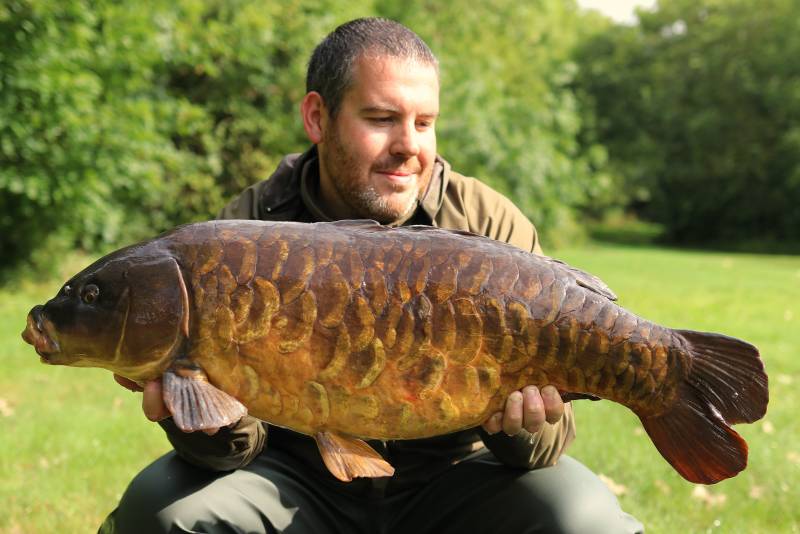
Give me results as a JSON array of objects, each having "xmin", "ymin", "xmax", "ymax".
[
  {"xmin": 183, "ymin": 221, "xmax": 678, "ymax": 434},
  {"xmin": 22, "ymin": 219, "xmax": 768, "ymax": 484},
  {"xmin": 192, "ymin": 222, "xmax": 644, "ymax": 437}
]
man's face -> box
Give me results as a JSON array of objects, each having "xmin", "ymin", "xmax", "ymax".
[{"xmin": 317, "ymin": 55, "xmax": 439, "ymax": 223}]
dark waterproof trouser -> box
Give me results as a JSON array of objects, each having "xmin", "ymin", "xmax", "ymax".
[{"xmin": 99, "ymin": 447, "xmax": 643, "ymax": 534}]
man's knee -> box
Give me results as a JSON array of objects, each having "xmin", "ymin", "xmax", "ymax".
[
  {"xmin": 514, "ymin": 456, "xmax": 644, "ymax": 534},
  {"xmin": 100, "ymin": 451, "xmax": 319, "ymax": 534},
  {"xmin": 101, "ymin": 452, "xmax": 221, "ymax": 534}
]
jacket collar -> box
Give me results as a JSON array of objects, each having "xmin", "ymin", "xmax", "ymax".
[{"xmin": 272, "ymin": 146, "xmax": 450, "ymax": 226}]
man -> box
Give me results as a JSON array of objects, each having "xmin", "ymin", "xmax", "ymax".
[{"xmin": 101, "ymin": 18, "xmax": 643, "ymax": 534}]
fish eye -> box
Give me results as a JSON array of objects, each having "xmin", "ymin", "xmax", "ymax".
[{"xmin": 82, "ymin": 284, "xmax": 100, "ymax": 304}]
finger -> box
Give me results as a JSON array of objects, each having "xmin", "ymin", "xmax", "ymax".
[
  {"xmin": 502, "ymin": 390, "xmax": 524, "ymax": 436},
  {"xmin": 482, "ymin": 412, "xmax": 504, "ymax": 434},
  {"xmin": 142, "ymin": 380, "xmax": 170, "ymax": 422},
  {"xmin": 541, "ymin": 385, "xmax": 565, "ymax": 424},
  {"xmin": 114, "ymin": 374, "xmax": 143, "ymax": 392},
  {"xmin": 521, "ymin": 385, "xmax": 546, "ymax": 434}
]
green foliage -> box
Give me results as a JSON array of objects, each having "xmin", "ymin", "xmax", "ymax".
[
  {"xmin": 0, "ymin": 2, "xmax": 220, "ymax": 265},
  {"xmin": 157, "ymin": 0, "xmax": 368, "ymax": 198},
  {"xmin": 576, "ymin": 0, "xmax": 800, "ymax": 242},
  {"xmin": 4, "ymin": 0, "xmax": 800, "ymax": 267},
  {"xmin": 1, "ymin": 0, "xmax": 613, "ymax": 271},
  {"xmin": 0, "ymin": 0, "xmax": 359, "ymax": 272}
]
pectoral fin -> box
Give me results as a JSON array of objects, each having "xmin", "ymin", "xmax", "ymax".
[
  {"xmin": 314, "ymin": 431, "xmax": 395, "ymax": 482},
  {"xmin": 163, "ymin": 365, "xmax": 248, "ymax": 432}
]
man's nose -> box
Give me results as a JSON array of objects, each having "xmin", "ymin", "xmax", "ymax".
[{"xmin": 390, "ymin": 121, "xmax": 420, "ymax": 157}]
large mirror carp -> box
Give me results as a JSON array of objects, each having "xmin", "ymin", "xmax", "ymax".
[{"xmin": 22, "ymin": 220, "xmax": 768, "ymax": 484}]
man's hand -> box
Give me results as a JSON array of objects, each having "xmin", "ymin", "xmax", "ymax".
[
  {"xmin": 482, "ymin": 385, "xmax": 564, "ymax": 436},
  {"xmin": 113, "ymin": 374, "xmax": 220, "ymax": 435}
]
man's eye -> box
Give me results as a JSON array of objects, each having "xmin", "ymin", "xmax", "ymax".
[{"xmin": 370, "ymin": 117, "xmax": 393, "ymax": 123}]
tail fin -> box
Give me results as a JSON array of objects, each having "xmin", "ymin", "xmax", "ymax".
[{"xmin": 640, "ymin": 330, "xmax": 768, "ymax": 484}]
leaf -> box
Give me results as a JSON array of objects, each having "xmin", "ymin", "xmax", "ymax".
[
  {"xmin": 749, "ymin": 485, "xmax": 765, "ymax": 499},
  {"xmin": 691, "ymin": 486, "xmax": 727, "ymax": 507},
  {"xmin": 0, "ymin": 397, "xmax": 14, "ymax": 417},
  {"xmin": 598, "ymin": 474, "xmax": 627, "ymax": 496},
  {"xmin": 654, "ymin": 479, "xmax": 671, "ymax": 495},
  {"xmin": 776, "ymin": 374, "xmax": 793, "ymax": 385}
]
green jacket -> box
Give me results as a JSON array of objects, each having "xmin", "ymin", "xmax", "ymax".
[{"xmin": 159, "ymin": 147, "xmax": 576, "ymax": 483}]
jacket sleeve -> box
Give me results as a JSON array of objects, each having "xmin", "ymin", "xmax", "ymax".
[
  {"xmin": 159, "ymin": 417, "xmax": 267, "ymax": 471},
  {"xmin": 155, "ymin": 183, "xmax": 270, "ymax": 471},
  {"xmin": 461, "ymin": 177, "xmax": 577, "ymax": 469}
]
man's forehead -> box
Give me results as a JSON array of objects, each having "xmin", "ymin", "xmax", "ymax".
[
  {"xmin": 346, "ymin": 54, "xmax": 439, "ymax": 110},
  {"xmin": 354, "ymin": 51, "xmax": 438, "ymax": 77}
]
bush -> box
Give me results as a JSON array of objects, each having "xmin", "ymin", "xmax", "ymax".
[
  {"xmin": 0, "ymin": 1, "xmax": 222, "ymax": 271},
  {"xmin": 1, "ymin": 0, "xmax": 611, "ymax": 272}
]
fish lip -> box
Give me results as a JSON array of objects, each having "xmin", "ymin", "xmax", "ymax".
[
  {"xmin": 22, "ymin": 309, "xmax": 61, "ymax": 361},
  {"xmin": 33, "ymin": 337, "xmax": 61, "ymax": 362}
]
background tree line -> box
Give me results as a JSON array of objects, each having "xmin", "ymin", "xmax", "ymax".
[
  {"xmin": 1, "ymin": 0, "xmax": 798, "ymax": 274},
  {"xmin": 576, "ymin": 0, "xmax": 800, "ymax": 244}
]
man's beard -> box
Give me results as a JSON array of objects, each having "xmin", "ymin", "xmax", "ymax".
[{"xmin": 322, "ymin": 127, "xmax": 427, "ymax": 224}]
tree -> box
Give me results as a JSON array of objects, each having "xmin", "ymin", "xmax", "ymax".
[{"xmin": 577, "ymin": 0, "xmax": 800, "ymax": 242}]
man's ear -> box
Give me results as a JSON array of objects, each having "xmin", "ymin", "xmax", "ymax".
[{"xmin": 301, "ymin": 91, "xmax": 327, "ymax": 144}]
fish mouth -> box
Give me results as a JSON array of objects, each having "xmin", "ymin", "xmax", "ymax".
[{"xmin": 21, "ymin": 306, "xmax": 61, "ymax": 362}]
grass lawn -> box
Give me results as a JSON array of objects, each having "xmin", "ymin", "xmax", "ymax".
[
  {"xmin": 558, "ymin": 243, "xmax": 799, "ymax": 534},
  {"xmin": 1, "ymin": 243, "xmax": 798, "ymax": 533},
  {"xmin": 0, "ymin": 257, "xmax": 171, "ymax": 533}
]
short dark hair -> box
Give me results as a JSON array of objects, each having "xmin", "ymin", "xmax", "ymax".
[{"xmin": 306, "ymin": 18, "xmax": 439, "ymax": 118}]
